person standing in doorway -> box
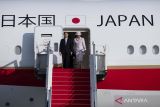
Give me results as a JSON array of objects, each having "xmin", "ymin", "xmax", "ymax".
[
  {"xmin": 73, "ymin": 31, "xmax": 86, "ymax": 68},
  {"xmin": 59, "ymin": 32, "xmax": 73, "ymax": 68}
]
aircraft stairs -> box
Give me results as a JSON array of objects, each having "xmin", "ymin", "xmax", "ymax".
[
  {"xmin": 35, "ymin": 42, "xmax": 94, "ymax": 107},
  {"xmin": 51, "ymin": 68, "xmax": 91, "ymax": 107},
  {"xmin": 34, "ymin": 27, "xmax": 99, "ymax": 107}
]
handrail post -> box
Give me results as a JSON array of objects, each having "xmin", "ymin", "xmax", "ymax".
[
  {"xmin": 90, "ymin": 42, "xmax": 97, "ymax": 107},
  {"xmin": 46, "ymin": 41, "xmax": 53, "ymax": 107}
]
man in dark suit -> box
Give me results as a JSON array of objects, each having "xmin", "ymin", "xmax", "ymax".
[{"xmin": 59, "ymin": 32, "xmax": 73, "ymax": 68}]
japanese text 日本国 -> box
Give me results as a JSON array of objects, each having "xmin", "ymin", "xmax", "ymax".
[{"xmin": 1, "ymin": 14, "xmax": 55, "ymax": 28}]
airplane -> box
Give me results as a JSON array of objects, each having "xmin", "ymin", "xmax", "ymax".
[{"xmin": 0, "ymin": 0, "xmax": 160, "ymax": 107}]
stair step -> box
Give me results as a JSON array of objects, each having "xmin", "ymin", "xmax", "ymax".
[
  {"xmin": 53, "ymin": 72, "xmax": 90, "ymax": 77},
  {"xmin": 52, "ymin": 76, "xmax": 90, "ymax": 81},
  {"xmin": 52, "ymin": 99, "xmax": 90, "ymax": 104},
  {"xmin": 52, "ymin": 85, "xmax": 90, "ymax": 90},
  {"xmin": 52, "ymin": 81, "xmax": 90, "ymax": 85},
  {"xmin": 52, "ymin": 94, "xmax": 90, "ymax": 99},
  {"xmin": 53, "ymin": 68, "xmax": 90, "ymax": 72},
  {"xmin": 52, "ymin": 90, "xmax": 90, "ymax": 94}
]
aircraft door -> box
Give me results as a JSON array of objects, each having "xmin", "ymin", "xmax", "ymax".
[{"xmin": 34, "ymin": 26, "xmax": 62, "ymax": 74}]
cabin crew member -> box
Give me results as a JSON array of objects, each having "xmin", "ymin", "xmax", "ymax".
[
  {"xmin": 73, "ymin": 32, "xmax": 86, "ymax": 68},
  {"xmin": 59, "ymin": 32, "xmax": 73, "ymax": 68}
]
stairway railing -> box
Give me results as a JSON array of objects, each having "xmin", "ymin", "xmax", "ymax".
[
  {"xmin": 46, "ymin": 41, "xmax": 53, "ymax": 107},
  {"xmin": 90, "ymin": 42, "xmax": 97, "ymax": 107}
]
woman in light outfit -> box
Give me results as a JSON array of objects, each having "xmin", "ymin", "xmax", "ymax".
[{"xmin": 73, "ymin": 32, "xmax": 86, "ymax": 68}]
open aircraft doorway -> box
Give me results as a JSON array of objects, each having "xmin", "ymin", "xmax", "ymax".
[{"xmin": 63, "ymin": 28, "xmax": 90, "ymax": 69}]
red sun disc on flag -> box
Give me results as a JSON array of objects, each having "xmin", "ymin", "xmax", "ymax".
[{"xmin": 72, "ymin": 17, "xmax": 80, "ymax": 24}]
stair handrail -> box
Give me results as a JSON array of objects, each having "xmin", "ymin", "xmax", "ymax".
[
  {"xmin": 90, "ymin": 42, "xmax": 97, "ymax": 107},
  {"xmin": 46, "ymin": 41, "xmax": 53, "ymax": 107}
]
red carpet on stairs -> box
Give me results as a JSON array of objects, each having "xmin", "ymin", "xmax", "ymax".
[
  {"xmin": 97, "ymin": 68, "xmax": 160, "ymax": 90},
  {"xmin": 52, "ymin": 68, "xmax": 91, "ymax": 107}
]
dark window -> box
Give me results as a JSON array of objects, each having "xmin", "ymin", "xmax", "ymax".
[
  {"xmin": 139, "ymin": 45, "xmax": 147, "ymax": 55},
  {"xmin": 127, "ymin": 45, "xmax": 134, "ymax": 55},
  {"xmin": 15, "ymin": 45, "xmax": 21, "ymax": 55},
  {"xmin": 152, "ymin": 45, "xmax": 159, "ymax": 55}
]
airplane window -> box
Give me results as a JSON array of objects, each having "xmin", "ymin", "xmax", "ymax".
[
  {"xmin": 54, "ymin": 43, "xmax": 58, "ymax": 52},
  {"xmin": 152, "ymin": 45, "xmax": 159, "ymax": 55},
  {"xmin": 15, "ymin": 45, "xmax": 21, "ymax": 55},
  {"xmin": 127, "ymin": 45, "xmax": 134, "ymax": 55},
  {"xmin": 139, "ymin": 45, "xmax": 147, "ymax": 55}
]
